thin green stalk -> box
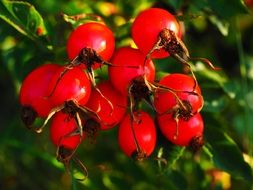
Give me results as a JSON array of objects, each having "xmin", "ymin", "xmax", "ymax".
[
  {"xmin": 235, "ymin": 17, "xmax": 252, "ymax": 161},
  {"xmin": 71, "ymin": 162, "xmax": 78, "ymax": 190}
]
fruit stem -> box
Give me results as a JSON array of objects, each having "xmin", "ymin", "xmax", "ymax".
[{"xmin": 129, "ymin": 112, "xmax": 145, "ymax": 160}]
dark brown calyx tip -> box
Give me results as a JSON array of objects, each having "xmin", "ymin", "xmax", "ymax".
[
  {"xmin": 131, "ymin": 150, "xmax": 147, "ymax": 162},
  {"xmin": 77, "ymin": 47, "xmax": 104, "ymax": 68},
  {"xmin": 57, "ymin": 146, "xmax": 74, "ymax": 162},
  {"xmin": 130, "ymin": 76, "xmax": 151, "ymax": 101},
  {"xmin": 21, "ymin": 105, "xmax": 38, "ymax": 127},
  {"xmin": 189, "ymin": 135, "xmax": 204, "ymax": 153},
  {"xmin": 178, "ymin": 100, "xmax": 193, "ymax": 121},
  {"xmin": 83, "ymin": 119, "xmax": 100, "ymax": 143},
  {"xmin": 159, "ymin": 28, "xmax": 189, "ymax": 62}
]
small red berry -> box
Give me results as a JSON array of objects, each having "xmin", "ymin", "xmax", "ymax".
[{"xmin": 36, "ymin": 26, "xmax": 44, "ymax": 36}]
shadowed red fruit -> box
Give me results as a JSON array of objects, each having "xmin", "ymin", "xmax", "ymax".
[
  {"xmin": 50, "ymin": 111, "xmax": 85, "ymax": 150},
  {"xmin": 86, "ymin": 81, "xmax": 127, "ymax": 130},
  {"xmin": 118, "ymin": 111, "xmax": 156, "ymax": 158}
]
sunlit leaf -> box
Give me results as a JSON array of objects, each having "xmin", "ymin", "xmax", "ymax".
[
  {"xmin": 62, "ymin": 13, "xmax": 104, "ymax": 28},
  {"xmin": 0, "ymin": 0, "xmax": 50, "ymax": 48}
]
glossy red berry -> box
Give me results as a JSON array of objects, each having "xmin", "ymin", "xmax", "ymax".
[
  {"xmin": 66, "ymin": 22, "xmax": 115, "ymax": 69},
  {"xmin": 86, "ymin": 81, "xmax": 127, "ymax": 130},
  {"xmin": 131, "ymin": 8, "xmax": 182, "ymax": 59},
  {"xmin": 19, "ymin": 63, "xmax": 60, "ymax": 125},
  {"xmin": 108, "ymin": 47, "xmax": 155, "ymax": 96},
  {"xmin": 154, "ymin": 73, "xmax": 203, "ymax": 117},
  {"xmin": 157, "ymin": 113, "xmax": 204, "ymax": 146},
  {"xmin": 47, "ymin": 66, "xmax": 91, "ymax": 107},
  {"xmin": 50, "ymin": 111, "xmax": 84, "ymax": 150},
  {"xmin": 118, "ymin": 111, "xmax": 156, "ymax": 159}
]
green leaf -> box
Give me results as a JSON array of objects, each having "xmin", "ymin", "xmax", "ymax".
[
  {"xmin": 205, "ymin": 126, "xmax": 253, "ymax": 180},
  {"xmin": 158, "ymin": 145, "xmax": 185, "ymax": 171},
  {"xmin": 203, "ymin": 96, "xmax": 227, "ymax": 113},
  {"xmin": 194, "ymin": 62, "xmax": 227, "ymax": 86},
  {"xmin": 207, "ymin": 0, "xmax": 249, "ymax": 19},
  {"xmin": 222, "ymin": 80, "xmax": 241, "ymax": 99},
  {"xmin": 0, "ymin": 0, "xmax": 50, "ymax": 48},
  {"xmin": 208, "ymin": 15, "xmax": 230, "ymax": 36},
  {"xmin": 167, "ymin": 146, "xmax": 185, "ymax": 169}
]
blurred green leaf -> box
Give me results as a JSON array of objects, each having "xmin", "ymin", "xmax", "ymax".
[
  {"xmin": 159, "ymin": 145, "xmax": 185, "ymax": 171},
  {"xmin": 205, "ymin": 126, "xmax": 253, "ymax": 181},
  {"xmin": 222, "ymin": 80, "xmax": 241, "ymax": 99},
  {"xmin": 167, "ymin": 146, "xmax": 185, "ymax": 169},
  {"xmin": 0, "ymin": 0, "xmax": 50, "ymax": 48},
  {"xmin": 207, "ymin": 0, "xmax": 248, "ymax": 19},
  {"xmin": 203, "ymin": 96, "xmax": 227, "ymax": 113},
  {"xmin": 194, "ymin": 62, "xmax": 227, "ymax": 86},
  {"xmin": 208, "ymin": 15, "xmax": 230, "ymax": 36}
]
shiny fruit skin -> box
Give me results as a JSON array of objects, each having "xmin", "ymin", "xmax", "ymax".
[
  {"xmin": 118, "ymin": 111, "xmax": 157, "ymax": 157},
  {"xmin": 86, "ymin": 81, "xmax": 127, "ymax": 130},
  {"xmin": 47, "ymin": 66, "xmax": 91, "ymax": 107},
  {"xmin": 157, "ymin": 113, "xmax": 204, "ymax": 146},
  {"xmin": 154, "ymin": 73, "xmax": 203, "ymax": 115},
  {"xmin": 67, "ymin": 22, "xmax": 115, "ymax": 69},
  {"xmin": 108, "ymin": 47, "xmax": 155, "ymax": 96},
  {"xmin": 131, "ymin": 8, "xmax": 182, "ymax": 59},
  {"xmin": 19, "ymin": 63, "xmax": 60, "ymax": 117}
]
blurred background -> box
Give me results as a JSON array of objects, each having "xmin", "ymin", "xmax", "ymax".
[{"xmin": 0, "ymin": 0, "xmax": 253, "ymax": 189}]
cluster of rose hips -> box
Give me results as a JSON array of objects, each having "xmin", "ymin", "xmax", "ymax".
[{"xmin": 19, "ymin": 8, "xmax": 219, "ymax": 176}]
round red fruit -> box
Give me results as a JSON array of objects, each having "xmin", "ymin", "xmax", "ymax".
[
  {"xmin": 86, "ymin": 81, "xmax": 127, "ymax": 130},
  {"xmin": 157, "ymin": 113, "xmax": 204, "ymax": 146},
  {"xmin": 47, "ymin": 66, "xmax": 91, "ymax": 107},
  {"xmin": 154, "ymin": 73, "xmax": 203, "ymax": 116},
  {"xmin": 108, "ymin": 47, "xmax": 155, "ymax": 96},
  {"xmin": 67, "ymin": 22, "xmax": 115, "ymax": 69},
  {"xmin": 118, "ymin": 111, "xmax": 156, "ymax": 159},
  {"xmin": 131, "ymin": 8, "xmax": 182, "ymax": 59},
  {"xmin": 50, "ymin": 111, "xmax": 85, "ymax": 150},
  {"xmin": 19, "ymin": 63, "xmax": 60, "ymax": 119}
]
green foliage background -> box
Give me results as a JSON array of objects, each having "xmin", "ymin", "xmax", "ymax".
[{"xmin": 0, "ymin": 0, "xmax": 253, "ymax": 189}]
